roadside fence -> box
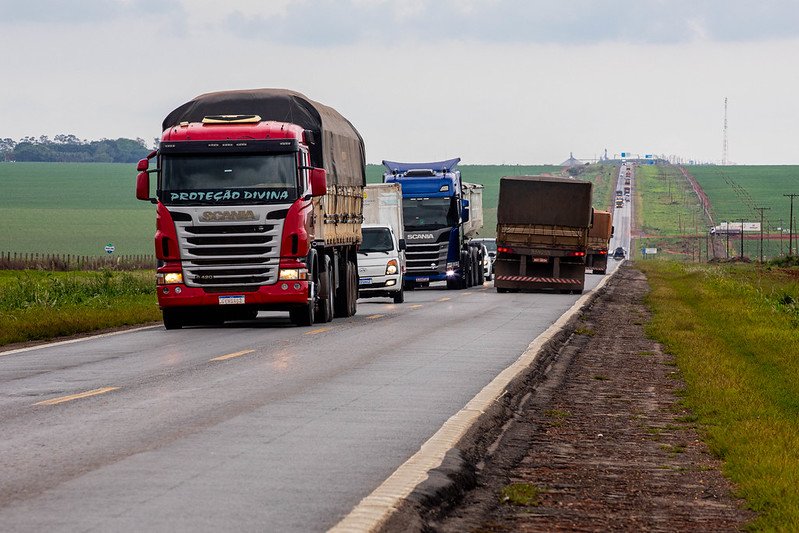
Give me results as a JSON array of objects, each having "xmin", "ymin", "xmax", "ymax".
[{"xmin": 0, "ymin": 252, "xmax": 156, "ymax": 271}]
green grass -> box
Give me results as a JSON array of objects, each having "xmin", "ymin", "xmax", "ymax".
[
  {"xmin": 686, "ymin": 165, "xmax": 799, "ymax": 260},
  {"xmin": 641, "ymin": 261, "xmax": 799, "ymax": 529},
  {"xmin": 0, "ymin": 269, "xmax": 159, "ymax": 345},
  {"xmin": 500, "ymin": 482, "xmax": 543, "ymax": 506},
  {"xmin": 0, "ymin": 162, "xmax": 154, "ymax": 256}
]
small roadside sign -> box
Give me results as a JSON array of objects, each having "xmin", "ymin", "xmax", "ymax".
[
  {"xmin": 104, "ymin": 243, "xmax": 115, "ymax": 254},
  {"xmin": 645, "ymin": 248, "xmax": 657, "ymax": 254}
]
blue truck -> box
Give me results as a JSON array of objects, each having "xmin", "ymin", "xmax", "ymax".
[{"xmin": 383, "ymin": 158, "xmax": 484, "ymax": 290}]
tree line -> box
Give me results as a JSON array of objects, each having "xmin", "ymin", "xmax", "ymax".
[{"xmin": 0, "ymin": 135, "xmax": 152, "ymax": 163}]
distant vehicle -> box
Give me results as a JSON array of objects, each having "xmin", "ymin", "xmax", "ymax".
[
  {"xmin": 612, "ymin": 247, "xmax": 626, "ymax": 260},
  {"xmin": 586, "ymin": 210, "xmax": 612, "ymax": 275},
  {"xmin": 470, "ymin": 239, "xmax": 494, "ymax": 281},
  {"xmin": 359, "ymin": 183, "xmax": 406, "ymax": 303}
]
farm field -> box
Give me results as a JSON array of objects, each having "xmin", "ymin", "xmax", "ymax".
[
  {"xmin": 687, "ymin": 165, "xmax": 799, "ymax": 259},
  {"xmin": 2, "ymin": 162, "xmax": 616, "ymax": 255},
  {"xmin": 0, "ymin": 162, "xmax": 154, "ymax": 256}
]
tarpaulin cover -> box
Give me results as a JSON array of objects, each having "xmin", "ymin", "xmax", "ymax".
[
  {"xmin": 498, "ymin": 175, "xmax": 593, "ymax": 227},
  {"xmin": 589, "ymin": 210, "xmax": 613, "ymax": 239},
  {"xmin": 162, "ymin": 88, "xmax": 365, "ymax": 187}
]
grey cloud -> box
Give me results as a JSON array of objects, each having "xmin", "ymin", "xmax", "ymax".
[{"xmin": 221, "ymin": 0, "xmax": 799, "ymax": 46}]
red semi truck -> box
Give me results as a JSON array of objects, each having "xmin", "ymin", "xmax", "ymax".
[{"xmin": 136, "ymin": 89, "xmax": 365, "ymax": 329}]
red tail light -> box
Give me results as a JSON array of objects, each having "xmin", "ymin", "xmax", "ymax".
[
  {"xmin": 599, "ymin": 250, "xmax": 608, "ymax": 255},
  {"xmin": 497, "ymin": 246, "xmax": 514, "ymax": 254},
  {"xmin": 567, "ymin": 251, "xmax": 586, "ymax": 257}
]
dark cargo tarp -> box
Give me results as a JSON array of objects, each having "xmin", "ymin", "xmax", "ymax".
[
  {"xmin": 162, "ymin": 89, "xmax": 365, "ymax": 187},
  {"xmin": 498, "ymin": 175, "xmax": 592, "ymax": 228}
]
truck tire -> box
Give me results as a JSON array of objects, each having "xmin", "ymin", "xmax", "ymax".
[
  {"xmin": 392, "ymin": 287, "xmax": 405, "ymax": 304},
  {"xmin": 334, "ymin": 258, "xmax": 358, "ymax": 318},
  {"xmin": 476, "ymin": 251, "xmax": 485, "ymax": 285},
  {"xmin": 162, "ymin": 309, "xmax": 184, "ymax": 330},
  {"xmin": 461, "ymin": 250, "xmax": 472, "ymax": 289},
  {"xmin": 291, "ymin": 252, "xmax": 317, "ymax": 326},
  {"xmin": 316, "ymin": 256, "xmax": 334, "ymax": 323}
]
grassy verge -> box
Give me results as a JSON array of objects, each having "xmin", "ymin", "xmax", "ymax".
[
  {"xmin": 0, "ymin": 270, "xmax": 159, "ymax": 346},
  {"xmin": 641, "ymin": 261, "xmax": 799, "ymax": 529}
]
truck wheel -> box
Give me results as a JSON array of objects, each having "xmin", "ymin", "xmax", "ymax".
[
  {"xmin": 334, "ymin": 258, "xmax": 358, "ymax": 318},
  {"xmin": 392, "ymin": 288, "xmax": 405, "ymax": 304},
  {"xmin": 162, "ymin": 309, "xmax": 184, "ymax": 330},
  {"xmin": 496, "ymin": 287, "xmax": 509, "ymax": 293},
  {"xmin": 291, "ymin": 255, "xmax": 317, "ymax": 326},
  {"xmin": 289, "ymin": 303, "xmax": 314, "ymax": 326},
  {"xmin": 316, "ymin": 256, "xmax": 334, "ymax": 323},
  {"xmin": 477, "ymin": 256, "xmax": 485, "ymax": 285}
]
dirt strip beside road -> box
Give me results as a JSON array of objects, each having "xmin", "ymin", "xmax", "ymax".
[{"xmin": 425, "ymin": 265, "xmax": 753, "ymax": 532}]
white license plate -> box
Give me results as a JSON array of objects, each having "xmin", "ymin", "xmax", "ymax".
[
  {"xmin": 532, "ymin": 257, "xmax": 548, "ymax": 263},
  {"xmin": 218, "ymin": 295, "xmax": 245, "ymax": 305},
  {"xmin": 359, "ymin": 277, "xmax": 373, "ymax": 286},
  {"xmin": 416, "ymin": 277, "xmax": 429, "ymax": 282}
]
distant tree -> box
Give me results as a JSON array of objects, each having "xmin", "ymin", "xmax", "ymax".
[{"xmin": 5, "ymin": 135, "xmax": 149, "ymax": 163}]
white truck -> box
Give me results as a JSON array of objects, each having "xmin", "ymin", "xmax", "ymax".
[{"xmin": 358, "ymin": 183, "xmax": 407, "ymax": 303}]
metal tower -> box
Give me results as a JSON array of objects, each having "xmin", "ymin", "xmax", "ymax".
[{"xmin": 722, "ymin": 97, "xmax": 728, "ymax": 165}]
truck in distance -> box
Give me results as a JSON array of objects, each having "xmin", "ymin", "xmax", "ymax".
[
  {"xmin": 358, "ymin": 183, "xmax": 406, "ymax": 303},
  {"xmin": 586, "ymin": 210, "xmax": 613, "ymax": 275},
  {"xmin": 383, "ymin": 158, "xmax": 485, "ymax": 290},
  {"xmin": 494, "ymin": 175, "xmax": 593, "ymax": 294},
  {"xmin": 135, "ymin": 89, "xmax": 365, "ymax": 329}
]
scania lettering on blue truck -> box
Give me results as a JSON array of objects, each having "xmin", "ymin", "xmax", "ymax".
[{"xmin": 382, "ymin": 158, "xmax": 484, "ymax": 290}]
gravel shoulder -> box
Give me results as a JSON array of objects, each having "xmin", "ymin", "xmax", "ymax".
[{"xmin": 421, "ymin": 264, "xmax": 754, "ymax": 531}]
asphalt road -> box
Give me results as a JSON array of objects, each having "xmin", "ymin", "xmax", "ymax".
[{"xmin": 0, "ymin": 167, "xmax": 629, "ymax": 532}]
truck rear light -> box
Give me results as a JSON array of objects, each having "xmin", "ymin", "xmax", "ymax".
[
  {"xmin": 497, "ymin": 246, "xmax": 514, "ymax": 254},
  {"xmin": 567, "ymin": 251, "xmax": 586, "ymax": 257},
  {"xmin": 279, "ymin": 268, "xmax": 308, "ymax": 281},
  {"xmin": 156, "ymin": 272, "xmax": 183, "ymax": 285},
  {"xmin": 599, "ymin": 250, "xmax": 608, "ymax": 255}
]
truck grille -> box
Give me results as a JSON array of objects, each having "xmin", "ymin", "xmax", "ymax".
[
  {"xmin": 406, "ymin": 241, "xmax": 449, "ymax": 275},
  {"xmin": 172, "ymin": 210, "xmax": 284, "ymax": 288}
]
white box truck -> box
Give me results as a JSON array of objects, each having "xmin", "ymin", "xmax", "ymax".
[{"xmin": 358, "ymin": 183, "xmax": 407, "ymax": 303}]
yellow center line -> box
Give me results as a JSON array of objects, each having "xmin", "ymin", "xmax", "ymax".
[
  {"xmin": 410, "ymin": 304, "xmax": 423, "ymax": 309},
  {"xmin": 437, "ymin": 297, "xmax": 451, "ymax": 302},
  {"xmin": 34, "ymin": 387, "xmax": 119, "ymax": 406},
  {"xmin": 210, "ymin": 349, "xmax": 255, "ymax": 362},
  {"xmin": 367, "ymin": 314, "xmax": 385, "ymax": 319},
  {"xmin": 305, "ymin": 327, "xmax": 332, "ymax": 335}
]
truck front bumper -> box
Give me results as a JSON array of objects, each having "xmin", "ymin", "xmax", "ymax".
[{"xmin": 157, "ymin": 281, "xmax": 309, "ymax": 311}]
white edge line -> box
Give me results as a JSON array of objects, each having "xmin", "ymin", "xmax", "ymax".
[
  {"xmin": 0, "ymin": 325, "xmax": 162, "ymax": 357},
  {"xmin": 330, "ymin": 270, "xmax": 619, "ymax": 533}
]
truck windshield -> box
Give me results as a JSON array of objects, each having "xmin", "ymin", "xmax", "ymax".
[
  {"xmin": 161, "ymin": 153, "xmax": 298, "ymax": 205},
  {"xmin": 360, "ymin": 227, "xmax": 394, "ymax": 253},
  {"xmin": 403, "ymin": 197, "xmax": 457, "ymax": 230}
]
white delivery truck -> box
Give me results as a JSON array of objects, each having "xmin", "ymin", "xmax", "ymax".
[{"xmin": 358, "ymin": 183, "xmax": 407, "ymax": 303}]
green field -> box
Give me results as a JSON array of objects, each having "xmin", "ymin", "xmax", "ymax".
[
  {"xmin": 687, "ymin": 165, "xmax": 799, "ymax": 259},
  {"xmin": 2, "ymin": 162, "xmax": 616, "ymax": 255},
  {"xmin": 0, "ymin": 162, "xmax": 154, "ymax": 256}
]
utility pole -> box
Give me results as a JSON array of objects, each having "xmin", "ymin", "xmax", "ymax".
[
  {"xmin": 785, "ymin": 193, "xmax": 798, "ymax": 256},
  {"xmin": 755, "ymin": 207, "xmax": 770, "ymax": 262},
  {"xmin": 726, "ymin": 224, "xmax": 730, "ymax": 259},
  {"xmin": 740, "ymin": 217, "xmax": 745, "ymax": 259}
]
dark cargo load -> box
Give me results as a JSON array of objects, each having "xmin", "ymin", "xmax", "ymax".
[
  {"xmin": 498, "ymin": 176, "xmax": 593, "ymax": 228},
  {"xmin": 162, "ymin": 88, "xmax": 366, "ymax": 188},
  {"xmin": 589, "ymin": 210, "xmax": 613, "ymax": 239}
]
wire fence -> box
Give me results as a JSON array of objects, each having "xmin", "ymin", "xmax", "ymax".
[{"xmin": 0, "ymin": 252, "xmax": 156, "ymax": 271}]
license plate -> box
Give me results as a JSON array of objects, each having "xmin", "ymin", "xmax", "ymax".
[
  {"xmin": 416, "ymin": 277, "xmax": 429, "ymax": 282},
  {"xmin": 358, "ymin": 277, "xmax": 373, "ymax": 286},
  {"xmin": 532, "ymin": 257, "xmax": 548, "ymax": 263},
  {"xmin": 218, "ymin": 295, "xmax": 245, "ymax": 305}
]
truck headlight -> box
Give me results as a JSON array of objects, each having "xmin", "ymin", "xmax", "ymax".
[
  {"xmin": 279, "ymin": 268, "xmax": 308, "ymax": 280},
  {"xmin": 156, "ymin": 272, "xmax": 183, "ymax": 285},
  {"xmin": 385, "ymin": 259, "xmax": 399, "ymax": 275}
]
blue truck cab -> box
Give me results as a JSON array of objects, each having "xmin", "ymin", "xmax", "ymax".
[{"xmin": 383, "ymin": 158, "xmax": 484, "ymax": 290}]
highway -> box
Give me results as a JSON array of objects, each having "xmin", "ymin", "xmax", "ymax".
[{"xmin": 0, "ymin": 168, "xmax": 630, "ymax": 532}]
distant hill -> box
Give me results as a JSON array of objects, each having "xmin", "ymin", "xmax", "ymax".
[{"xmin": 0, "ymin": 135, "xmax": 150, "ymax": 163}]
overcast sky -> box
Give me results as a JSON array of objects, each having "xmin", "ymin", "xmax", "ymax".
[{"xmin": 1, "ymin": 0, "xmax": 797, "ymax": 164}]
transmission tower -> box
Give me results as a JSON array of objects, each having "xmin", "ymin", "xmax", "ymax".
[{"xmin": 722, "ymin": 97, "xmax": 728, "ymax": 166}]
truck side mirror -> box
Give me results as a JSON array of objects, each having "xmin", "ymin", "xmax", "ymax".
[
  {"xmin": 461, "ymin": 198, "xmax": 470, "ymax": 223},
  {"xmin": 399, "ymin": 239, "xmax": 407, "ymax": 251},
  {"xmin": 611, "ymin": 225, "xmax": 615, "ymax": 237},
  {"xmin": 137, "ymin": 158, "xmax": 149, "ymax": 172},
  {"xmin": 136, "ymin": 171, "xmax": 153, "ymax": 202},
  {"xmin": 310, "ymin": 167, "xmax": 327, "ymax": 197}
]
